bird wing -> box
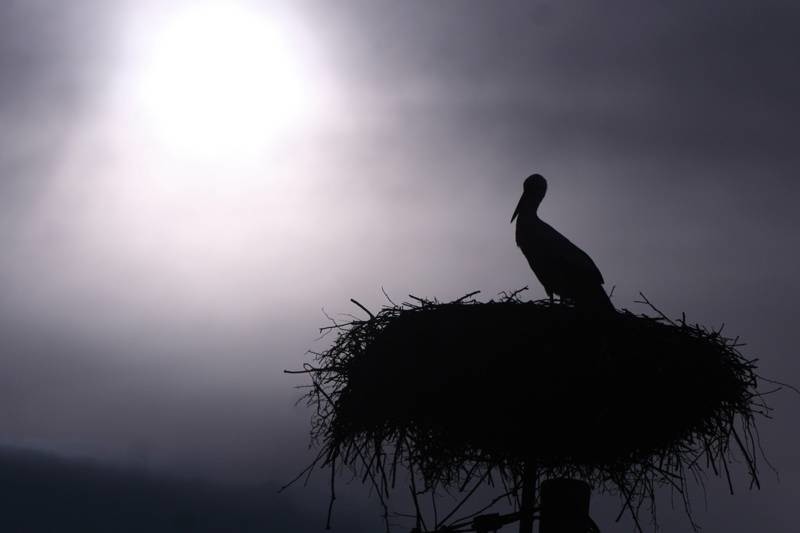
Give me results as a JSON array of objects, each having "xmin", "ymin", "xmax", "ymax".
[{"xmin": 537, "ymin": 221, "xmax": 605, "ymax": 286}]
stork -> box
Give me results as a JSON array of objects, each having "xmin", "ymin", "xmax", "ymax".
[{"xmin": 511, "ymin": 173, "xmax": 614, "ymax": 312}]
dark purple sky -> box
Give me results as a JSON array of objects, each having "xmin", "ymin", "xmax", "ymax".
[{"xmin": 1, "ymin": 1, "xmax": 798, "ymax": 531}]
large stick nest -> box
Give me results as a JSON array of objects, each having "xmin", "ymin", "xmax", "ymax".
[{"xmin": 292, "ymin": 290, "xmax": 769, "ymax": 530}]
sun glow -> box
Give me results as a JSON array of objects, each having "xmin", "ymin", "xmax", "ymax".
[
  {"xmin": 130, "ymin": 1, "xmax": 316, "ymax": 159},
  {"xmin": 44, "ymin": 1, "xmax": 341, "ymax": 307}
]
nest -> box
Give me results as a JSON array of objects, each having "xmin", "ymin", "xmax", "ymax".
[{"xmin": 290, "ymin": 290, "xmax": 770, "ymax": 531}]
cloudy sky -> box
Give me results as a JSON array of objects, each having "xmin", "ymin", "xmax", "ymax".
[{"xmin": 1, "ymin": 0, "xmax": 798, "ymax": 530}]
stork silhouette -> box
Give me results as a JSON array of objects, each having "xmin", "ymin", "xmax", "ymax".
[{"xmin": 511, "ymin": 174, "xmax": 614, "ymax": 312}]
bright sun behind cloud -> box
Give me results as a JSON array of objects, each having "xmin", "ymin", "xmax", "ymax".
[
  {"xmin": 36, "ymin": 1, "xmax": 344, "ymax": 313},
  {"xmin": 129, "ymin": 1, "xmax": 317, "ymax": 160}
]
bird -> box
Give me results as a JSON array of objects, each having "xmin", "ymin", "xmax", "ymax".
[{"xmin": 511, "ymin": 173, "xmax": 614, "ymax": 312}]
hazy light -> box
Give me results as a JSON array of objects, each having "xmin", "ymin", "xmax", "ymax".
[
  {"xmin": 130, "ymin": 1, "xmax": 315, "ymax": 160},
  {"xmin": 27, "ymin": 1, "xmax": 344, "ymax": 316}
]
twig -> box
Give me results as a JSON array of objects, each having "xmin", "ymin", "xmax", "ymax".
[{"xmin": 350, "ymin": 298, "xmax": 375, "ymax": 320}]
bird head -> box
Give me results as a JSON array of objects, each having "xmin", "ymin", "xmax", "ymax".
[{"xmin": 511, "ymin": 173, "xmax": 547, "ymax": 222}]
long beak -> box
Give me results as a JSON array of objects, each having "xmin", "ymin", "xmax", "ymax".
[{"xmin": 510, "ymin": 195, "xmax": 523, "ymax": 223}]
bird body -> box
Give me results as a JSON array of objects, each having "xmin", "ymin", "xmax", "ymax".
[{"xmin": 512, "ymin": 174, "xmax": 613, "ymax": 311}]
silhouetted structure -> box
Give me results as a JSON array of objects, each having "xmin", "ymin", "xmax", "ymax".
[
  {"xmin": 512, "ymin": 174, "xmax": 613, "ymax": 312},
  {"xmin": 291, "ymin": 291, "xmax": 766, "ymax": 533},
  {"xmin": 539, "ymin": 479, "xmax": 597, "ymax": 533}
]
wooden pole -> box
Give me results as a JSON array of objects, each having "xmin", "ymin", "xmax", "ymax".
[
  {"xmin": 540, "ymin": 478, "xmax": 594, "ymax": 533},
  {"xmin": 518, "ymin": 462, "xmax": 537, "ymax": 533}
]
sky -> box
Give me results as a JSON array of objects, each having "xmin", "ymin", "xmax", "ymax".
[{"xmin": 1, "ymin": 0, "xmax": 799, "ymax": 530}]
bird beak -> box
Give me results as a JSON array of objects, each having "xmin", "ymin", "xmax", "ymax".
[{"xmin": 510, "ymin": 196, "xmax": 522, "ymax": 223}]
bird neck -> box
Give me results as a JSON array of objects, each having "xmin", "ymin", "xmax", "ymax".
[{"xmin": 525, "ymin": 194, "xmax": 544, "ymax": 218}]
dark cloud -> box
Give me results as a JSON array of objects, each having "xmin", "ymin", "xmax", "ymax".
[{"xmin": 305, "ymin": 0, "xmax": 800, "ymax": 171}]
